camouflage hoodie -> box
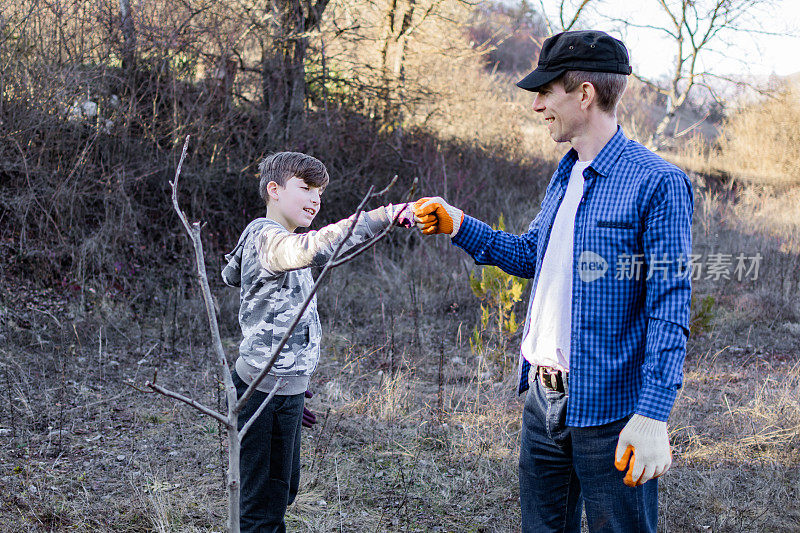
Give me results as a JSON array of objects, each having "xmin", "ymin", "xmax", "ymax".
[{"xmin": 222, "ymin": 208, "xmax": 392, "ymax": 395}]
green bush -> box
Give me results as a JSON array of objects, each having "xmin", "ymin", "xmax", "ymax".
[
  {"xmin": 469, "ymin": 215, "xmax": 528, "ymax": 375},
  {"xmin": 690, "ymin": 294, "xmax": 716, "ymax": 337}
]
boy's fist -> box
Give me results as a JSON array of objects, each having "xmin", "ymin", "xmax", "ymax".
[
  {"xmin": 412, "ymin": 197, "xmax": 464, "ymax": 236},
  {"xmin": 386, "ymin": 203, "xmax": 414, "ymax": 228},
  {"xmin": 302, "ymin": 390, "xmax": 316, "ymax": 428}
]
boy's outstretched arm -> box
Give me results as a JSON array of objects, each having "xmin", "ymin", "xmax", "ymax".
[
  {"xmin": 258, "ymin": 204, "xmax": 412, "ymax": 274},
  {"xmin": 413, "ymin": 197, "xmax": 539, "ymax": 279}
]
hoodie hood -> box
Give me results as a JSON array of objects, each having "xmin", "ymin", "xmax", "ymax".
[{"xmin": 222, "ymin": 217, "xmax": 273, "ymax": 288}]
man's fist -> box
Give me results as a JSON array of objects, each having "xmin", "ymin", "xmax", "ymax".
[
  {"xmin": 614, "ymin": 414, "xmax": 672, "ymax": 487},
  {"xmin": 412, "ymin": 197, "xmax": 464, "ymax": 236}
]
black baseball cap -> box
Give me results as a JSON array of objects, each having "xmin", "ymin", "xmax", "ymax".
[{"xmin": 517, "ymin": 30, "xmax": 632, "ymax": 92}]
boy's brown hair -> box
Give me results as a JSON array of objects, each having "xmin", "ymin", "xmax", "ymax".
[{"xmin": 258, "ymin": 152, "xmax": 330, "ymax": 205}]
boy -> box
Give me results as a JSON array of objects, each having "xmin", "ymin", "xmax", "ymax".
[{"xmin": 222, "ymin": 151, "xmax": 411, "ymax": 532}]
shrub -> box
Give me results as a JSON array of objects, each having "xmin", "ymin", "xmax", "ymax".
[
  {"xmin": 690, "ymin": 294, "xmax": 716, "ymax": 337},
  {"xmin": 468, "ymin": 215, "xmax": 529, "ymax": 374}
]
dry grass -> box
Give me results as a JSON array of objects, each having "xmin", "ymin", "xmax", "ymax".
[
  {"xmin": 663, "ymin": 349, "xmax": 800, "ymax": 531},
  {"xmin": 726, "ymin": 186, "xmax": 800, "ymax": 256},
  {"xmin": 675, "ymin": 351, "xmax": 800, "ymax": 464},
  {"xmin": 715, "ymin": 83, "xmax": 800, "ymax": 187},
  {"xmin": 668, "ymin": 80, "xmax": 800, "ymax": 188},
  {"xmin": 689, "ymin": 174, "xmax": 800, "ymax": 309},
  {"xmin": 5, "ymin": 180, "xmax": 800, "ymax": 531}
]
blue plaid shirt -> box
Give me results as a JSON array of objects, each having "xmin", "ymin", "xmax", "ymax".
[{"xmin": 453, "ymin": 127, "xmax": 692, "ymax": 427}]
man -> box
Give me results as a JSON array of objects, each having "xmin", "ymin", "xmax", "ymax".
[{"xmin": 414, "ymin": 30, "xmax": 692, "ymax": 532}]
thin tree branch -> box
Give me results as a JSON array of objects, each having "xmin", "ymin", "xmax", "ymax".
[
  {"xmin": 146, "ymin": 380, "xmax": 231, "ymax": 428},
  {"xmin": 169, "ymin": 137, "xmax": 193, "ymax": 234},
  {"xmin": 674, "ymin": 110, "xmax": 710, "ymax": 138},
  {"xmin": 169, "ymin": 135, "xmax": 237, "ymax": 425},
  {"xmin": 719, "ymin": 25, "xmax": 792, "ymax": 37},
  {"xmin": 561, "ymin": 0, "xmax": 593, "ymax": 32},
  {"xmin": 631, "ymin": 73, "xmax": 670, "ymax": 95},
  {"xmin": 699, "ymin": 72, "xmax": 777, "ymax": 98},
  {"xmin": 656, "ymin": 0, "xmax": 682, "ymax": 32},
  {"xmin": 329, "ymin": 177, "xmax": 418, "ymax": 267},
  {"xmin": 536, "ymin": 0, "xmax": 554, "ymax": 35},
  {"xmin": 604, "ymin": 17, "xmax": 679, "ymax": 39}
]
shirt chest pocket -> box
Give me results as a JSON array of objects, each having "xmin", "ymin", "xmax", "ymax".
[
  {"xmin": 586, "ymin": 218, "xmax": 642, "ymax": 263},
  {"xmin": 596, "ymin": 219, "xmax": 635, "ymax": 230}
]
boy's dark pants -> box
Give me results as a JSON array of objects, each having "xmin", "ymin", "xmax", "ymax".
[{"xmin": 233, "ymin": 370, "xmax": 304, "ymax": 533}]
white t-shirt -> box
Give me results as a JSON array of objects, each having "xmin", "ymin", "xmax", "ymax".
[{"xmin": 520, "ymin": 160, "xmax": 592, "ymax": 372}]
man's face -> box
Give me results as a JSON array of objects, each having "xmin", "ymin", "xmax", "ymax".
[
  {"xmin": 270, "ymin": 176, "xmax": 323, "ymax": 230},
  {"xmin": 532, "ymin": 81, "xmax": 584, "ymax": 143}
]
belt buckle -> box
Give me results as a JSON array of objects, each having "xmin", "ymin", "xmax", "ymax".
[{"xmin": 538, "ymin": 366, "xmax": 563, "ymax": 392}]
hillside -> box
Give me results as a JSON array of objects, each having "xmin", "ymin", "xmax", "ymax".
[{"xmin": 1, "ymin": 1, "xmax": 799, "ymax": 531}]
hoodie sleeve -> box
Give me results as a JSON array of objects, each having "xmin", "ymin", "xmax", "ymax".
[{"xmin": 256, "ymin": 206, "xmax": 391, "ymax": 274}]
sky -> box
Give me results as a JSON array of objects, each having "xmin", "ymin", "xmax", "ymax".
[{"xmin": 533, "ymin": 0, "xmax": 800, "ymax": 81}]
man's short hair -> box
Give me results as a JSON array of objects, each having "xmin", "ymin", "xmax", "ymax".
[
  {"xmin": 561, "ymin": 70, "xmax": 628, "ymax": 114},
  {"xmin": 258, "ymin": 152, "xmax": 329, "ymax": 204}
]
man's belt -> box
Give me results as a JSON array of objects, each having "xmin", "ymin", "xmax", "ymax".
[{"xmin": 537, "ymin": 365, "xmax": 568, "ymax": 393}]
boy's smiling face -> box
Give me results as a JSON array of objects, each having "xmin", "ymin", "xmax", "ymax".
[{"xmin": 266, "ymin": 176, "xmax": 324, "ymax": 231}]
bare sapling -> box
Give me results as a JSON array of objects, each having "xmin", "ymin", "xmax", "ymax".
[{"xmin": 137, "ymin": 135, "xmax": 416, "ymax": 532}]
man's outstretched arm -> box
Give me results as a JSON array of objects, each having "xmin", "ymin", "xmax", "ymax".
[{"xmin": 414, "ymin": 196, "xmax": 539, "ymax": 279}]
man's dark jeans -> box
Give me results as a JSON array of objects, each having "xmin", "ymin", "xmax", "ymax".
[
  {"xmin": 234, "ymin": 370, "xmax": 304, "ymax": 533},
  {"xmin": 519, "ymin": 377, "xmax": 658, "ymax": 532}
]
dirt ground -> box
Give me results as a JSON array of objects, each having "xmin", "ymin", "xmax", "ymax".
[{"xmin": 1, "ymin": 181, "xmax": 799, "ymax": 532}]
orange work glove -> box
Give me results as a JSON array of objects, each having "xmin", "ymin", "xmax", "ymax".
[
  {"xmin": 412, "ymin": 197, "xmax": 464, "ymax": 236},
  {"xmin": 614, "ymin": 414, "xmax": 672, "ymax": 487}
]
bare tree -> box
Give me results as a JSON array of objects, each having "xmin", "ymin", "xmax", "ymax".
[
  {"xmin": 605, "ymin": 0, "xmax": 780, "ymax": 146},
  {"xmin": 261, "ymin": 0, "xmax": 332, "ymax": 137},
  {"xmin": 118, "ymin": 0, "xmax": 136, "ymax": 73},
  {"xmin": 378, "ymin": 0, "xmax": 484, "ymax": 144},
  {"xmin": 536, "ymin": 0, "xmax": 596, "ymax": 34},
  {"xmin": 377, "ymin": 0, "xmax": 449, "ymax": 132},
  {"xmin": 378, "ymin": 0, "xmax": 417, "ymax": 130},
  {"xmin": 137, "ymin": 136, "xmax": 414, "ymax": 532}
]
